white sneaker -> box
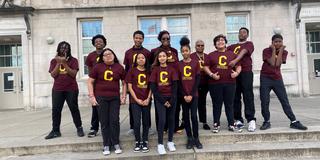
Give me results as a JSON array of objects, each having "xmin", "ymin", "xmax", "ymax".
[
  {"xmin": 167, "ymin": 141, "xmax": 176, "ymax": 152},
  {"xmin": 248, "ymin": 120, "xmax": 256, "ymax": 132},
  {"xmin": 157, "ymin": 144, "xmax": 167, "ymax": 155},
  {"xmin": 114, "ymin": 144, "xmax": 122, "ymax": 154},
  {"xmin": 103, "ymin": 146, "xmax": 110, "ymax": 155},
  {"xmin": 127, "ymin": 129, "xmax": 134, "ymax": 136}
]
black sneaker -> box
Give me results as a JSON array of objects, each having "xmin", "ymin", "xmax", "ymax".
[
  {"xmin": 134, "ymin": 141, "xmax": 141, "ymax": 152},
  {"xmin": 212, "ymin": 124, "xmax": 220, "ymax": 133},
  {"xmin": 203, "ymin": 123, "xmax": 211, "ymax": 130},
  {"xmin": 142, "ymin": 141, "xmax": 149, "ymax": 153},
  {"xmin": 77, "ymin": 127, "xmax": 85, "ymax": 137},
  {"xmin": 45, "ymin": 130, "xmax": 61, "ymax": 140},
  {"xmin": 186, "ymin": 138, "xmax": 194, "ymax": 149},
  {"xmin": 260, "ymin": 121, "xmax": 271, "ymax": 130},
  {"xmin": 290, "ymin": 121, "xmax": 308, "ymax": 130},
  {"xmin": 194, "ymin": 138, "xmax": 203, "ymax": 149},
  {"xmin": 88, "ymin": 130, "xmax": 98, "ymax": 138},
  {"xmin": 228, "ymin": 125, "xmax": 236, "ymax": 132}
]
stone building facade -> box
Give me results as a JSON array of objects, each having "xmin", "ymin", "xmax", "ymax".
[{"xmin": 0, "ymin": 0, "xmax": 319, "ymax": 110}]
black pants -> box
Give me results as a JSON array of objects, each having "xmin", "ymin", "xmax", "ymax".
[
  {"xmin": 182, "ymin": 97, "xmax": 199, "ymax": 138},
  {"xmin": 260, "ymin": 75, "xmax": 296, "ymax": 122},
  {"xmin": 233, "ymin": 71, "xmax": 256, "ymax": 123},
  {"xmin": 155, "ymin": 97, "xmax": 176, "ymax": 144},
  {"xmin": 131, "ymin": 103, "xmax": 150, "ymax": 142},
  {"xmin": 96, "ymin": 96, "xmax": 120, "ymax": 146},
  {"xmin": 198, "ymin": 84, "xmax": 209, "ymax": 123},
  {"xmin": 155, "ymin": 99, "xmax": 167, "ymax": 132},
  {"xmin": 128, "ymin": 94, "xmax": 134, "ymax": 129},
  {"xmin": 90, "ymin": 106, "xmax": 99, "ymax": 131},
  {"xmin": 175, "ymin": 97, "xmax": 184, "ymax": 130},
  {"xmin": 209, "ymin": 84, "xmax": 236, "ymax": 126},
  {"xmin": 130, "ymin": 95, "xmax": 152, "ymax": 130},
  {"xmin": 51, "ymin": 90, "xmax": 82, "ymax": 132}
]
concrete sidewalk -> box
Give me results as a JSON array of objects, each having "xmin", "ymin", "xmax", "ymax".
[{"xmin": 0, "ymin": 96, "xmax": 319, "ymax": 159}]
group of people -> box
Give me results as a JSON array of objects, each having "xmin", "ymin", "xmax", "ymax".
[{"xmin": 45, "ymin": 27, "xmax": 308, "ymax": 156}]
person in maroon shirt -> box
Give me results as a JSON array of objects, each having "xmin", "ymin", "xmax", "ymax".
[
  {"xmin": 149, "ymin": 50, "xmax": 178, "ymax": 155},
  {"xmin": 203, "ymin": 34, "xmax": 242, "ymax": 133},
  {"xmin": 259, "ymin": 34, "xmax": 307, "ymax": 131},
  {"xmin": 124, "ymin": 30, "xmax": 152, "ymax": 136},
  {"xmin": 178, "ymin": 37, "xmax": 203, "ymax": 149},
  {"xmin": 87, "ymin": 48, "xmax": 127, "ymax": 155},
  {"xmin": 85, "ymin": 34, "xmax": 106, "ymax": 138},
  {"xmin": 227, "ymin": 27, "xmax": 256, "ymax": 132},
  {"xmin": 150, "ymin": 30, "xmax": 179, "ymax": 68},
  {"xmin": 150, "ymin": 30, "xmax": 183, "ymax": 133},
  {"xmin": 45, "ymin": 41, "xmax": 84, "ymax": 140},
  {"xmin": 190, "ymin": 40, "xmax": 210, "ymax": 130},
  {"xmin": 126, "ymin": 53, "xmax": 152, "ymax": 153}
]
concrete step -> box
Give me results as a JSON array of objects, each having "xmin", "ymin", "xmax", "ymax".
[
  {"xmin": 2, "ymin": 141, "xmax": 320, "ymax": 160},
  {"xmin": 1, "ymin": 126, "xmax": 320, "ymax": 157},
  {"xmin": 195, "ymin": 141, "xmax": 320, "ymax": 160}
]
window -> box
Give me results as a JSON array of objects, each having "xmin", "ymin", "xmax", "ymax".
[
  {"xmin": 0, "ymin": 44, "xmax": 22, "ymax": 67},
  {"xmin": 306, "ymin": 31, "xmax": 320, "ymax": 54},
  {"xmin": 79, "ymin": 19, "xmax": 102, "ymax": 75},
  {"xmin": 139, "ymin": 16, "xmax": 191, "ymax": 59},
  {"xmin": 225, "ymin": 14, "xmax": 249, "ymax": 45}
]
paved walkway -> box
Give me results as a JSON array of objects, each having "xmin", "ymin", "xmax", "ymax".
[{"xmin": 0, "ymin": 96, "xmax": 319, "ymax": 150}]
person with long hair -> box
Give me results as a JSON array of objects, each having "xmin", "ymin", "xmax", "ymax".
[
  {"xmin": 45, "ymin": 41, "xmax": 84, "ymax": 139},
  {"xmin": 204, "ymin": 35, "xmax": 242, "ymax": 133},
  {"xmin": 178, "ymin": 37, "xmax": 203, "ymax": 149},
  {"xmin": 126, "ymin": 53, "xmax": 152, "ymax": 153},
  {"xmin": 85, "ymin": 34, "xmax": 107, "ymax": 138},
  {"xmin": 149, "ymin": 50, "xmax": 178, "ymax": 155},
  {"xmin": 87, "ymin": 48, "xmax": 126, "ymax": 155},
  {"xmin": 150, "ymin": 30, "xmax": 183, "ymax": 134}
]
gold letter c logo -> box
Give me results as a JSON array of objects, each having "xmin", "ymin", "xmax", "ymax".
[
  {"xmin": 138, "ymin": 74, "xmax": 146, "ymax": 85},
  {"xmin": 183, "ymin": 66, "xmax": 192, "ymax": 77},
  {"xmin": 160, "ymin": 71, "xmax": 168, "ymax": 83},
  {"xmin": 104, "ymin": 70, "xmax": 113, "ymax": 81}
]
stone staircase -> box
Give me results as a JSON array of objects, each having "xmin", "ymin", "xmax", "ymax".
[{"xmin": 1, "ymin": 126, "xmax": 320, "ymax": 160}]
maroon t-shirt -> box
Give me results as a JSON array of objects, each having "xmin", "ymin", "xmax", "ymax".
[
  {"xmin": 204, "ymin": 50, "xmax": 238, "ymax": 84},
  {"xmin": 190, "ymin": 52, "xmax": 209, "ymax": 85},
  {"xmin": 260, "ymin": 47, "xmax": 288, "ymax": 80},
  {"xmin": 227, "ymin": 41, "xmax": 254, "ymax": 72},
  {"xmin": 149, "ymin": 65, "xmax": 179, "ymax": 96},
  {"xmin": 125, "ymin": 67, "xmax": 150, "ymax": 103},
  {"xmin": 123, "ymin": 46, "xmax": 151, "ymax": 71},
  {"xmin": 89, "ymin": 63, "xmax": 125, "ymax": 97},
  {"xmin": 150, "ymin": 46, "xmax": 179, "ymax": 70},
  {"xmin": 48, "ymin": 57, "xmax": 79, "ymax": 91},
  {"xmin": 178, "ymin": 59, "xmax": 200, "ymax": 97},
  {"xmin": 85, "ymin": 51, "xmax": 100, "ymax": 73}
]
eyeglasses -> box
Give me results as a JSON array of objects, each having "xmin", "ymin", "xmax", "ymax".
[
  {"xmin": 161, "ymin": 37, "xmax": 170, "ymax": 41},
  {"xmin": 197, "ymin": 45, "xmax": 204, "ymax": 47}
]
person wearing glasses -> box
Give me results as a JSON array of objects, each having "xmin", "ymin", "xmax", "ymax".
[{"xmin": 190, "ymin": 40, "xmax": 210, "ymax": 130}]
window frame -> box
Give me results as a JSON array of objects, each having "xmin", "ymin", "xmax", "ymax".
[
  {"xmin": 138, "ymin": 15, "xmax": 191, "ymax": 58},
  {"xmin": 306, "ymin": 30, "xmax": 320, "ymax": 54},
  {"xmin": 0, "ymin": 44, "xmax": 22, "ymax": 68},
  {"xmin": 78, "ymin": 18, "xmax": 103, "ymax": 77},
  {"xmin": 225, "ymin": 12, "xmax": 250, "ymax": 44}
]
